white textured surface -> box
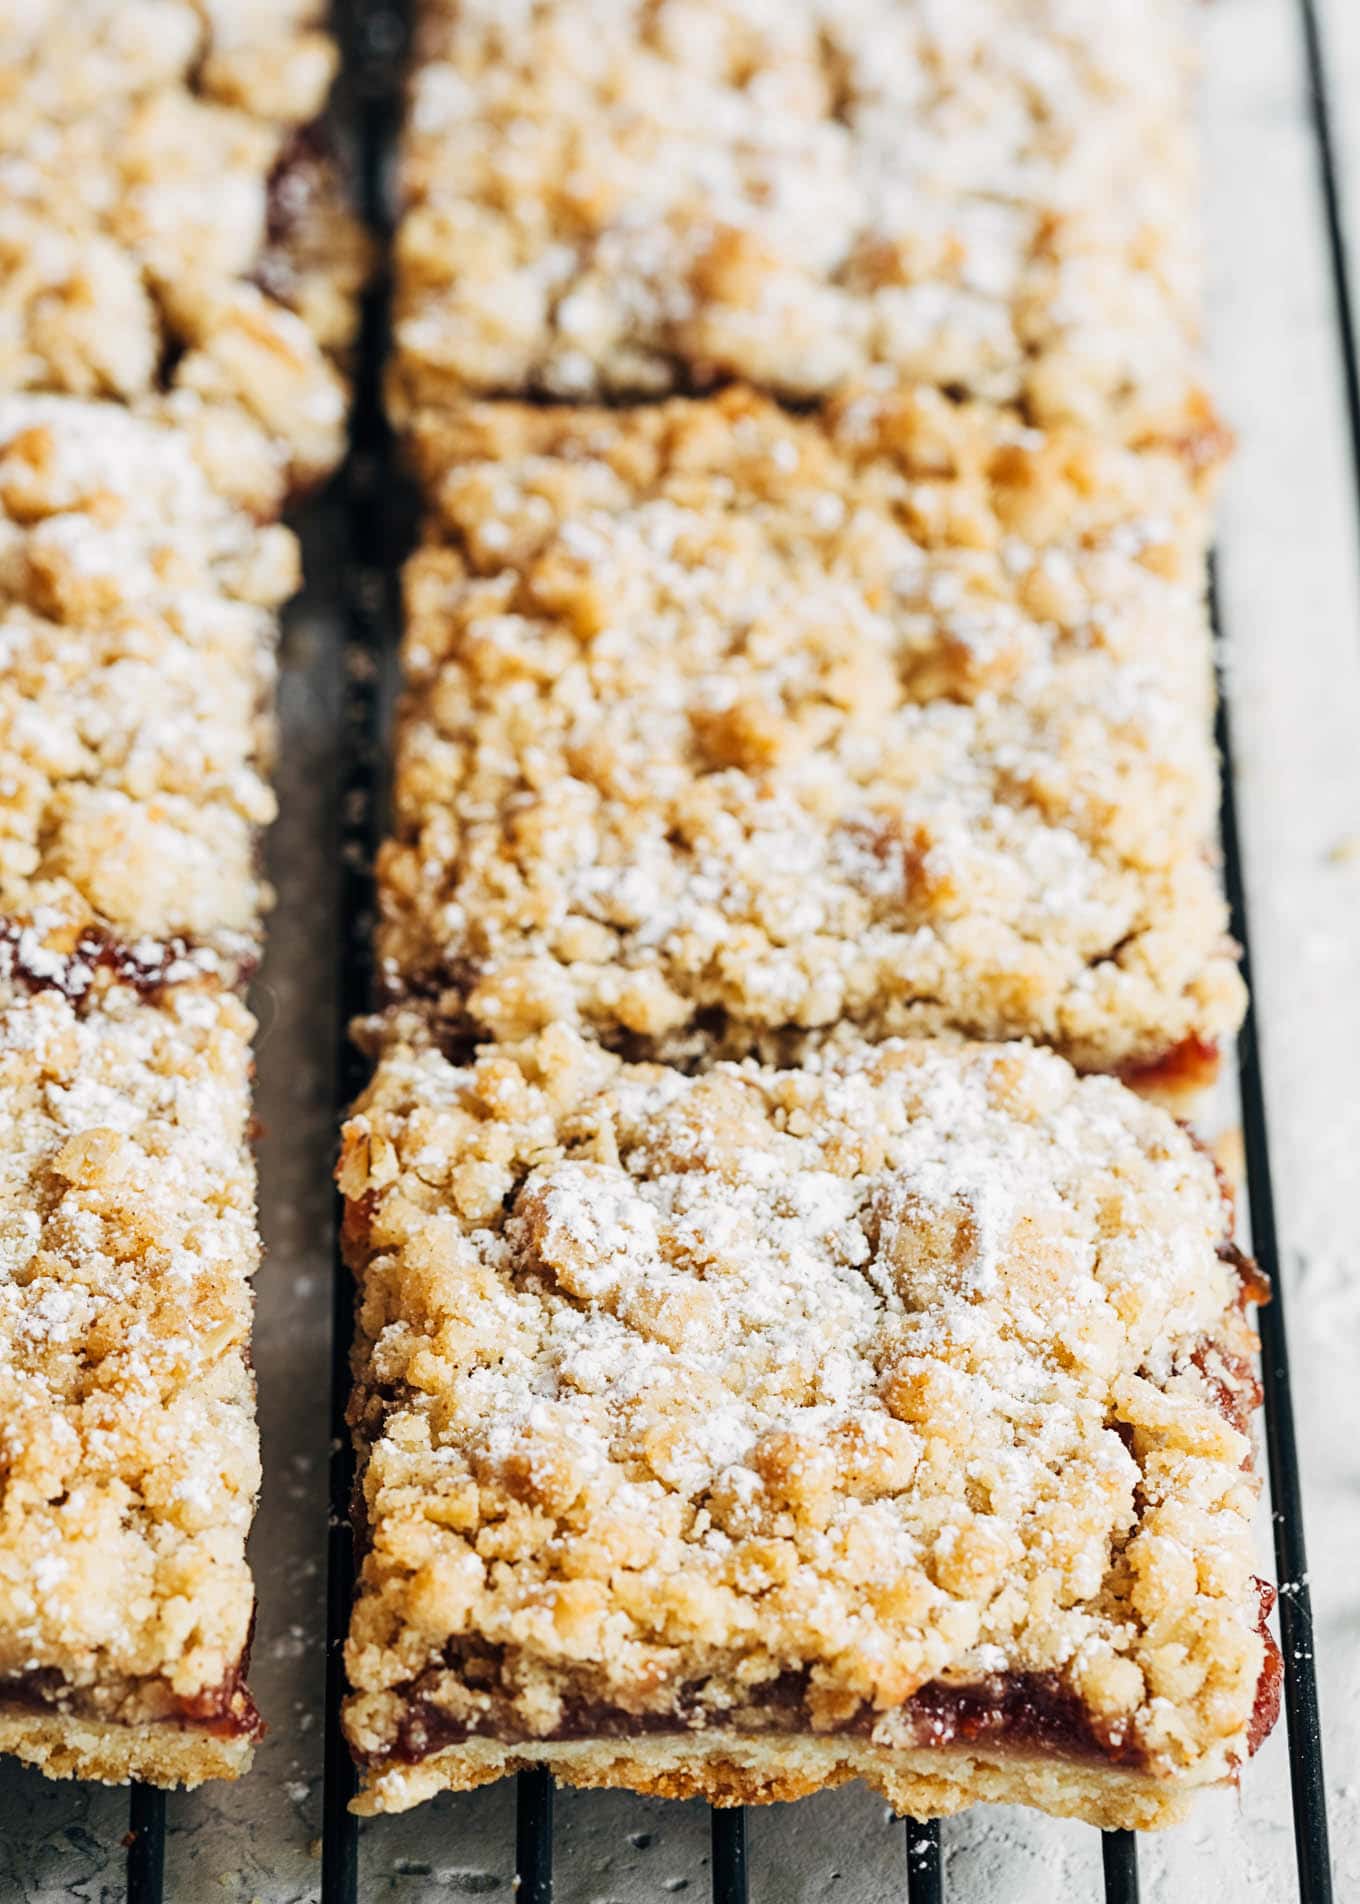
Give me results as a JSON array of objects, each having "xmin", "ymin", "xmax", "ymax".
[{"xmin": 2, "ymin": 0, "xmax": 1359, "ymax": 1895}]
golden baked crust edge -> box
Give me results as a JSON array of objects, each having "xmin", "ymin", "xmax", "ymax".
[
  {"xmin": 353, "ymin": 1733, "xmax": 1207, "ymax": 1830},
  {"xmin": 0, "ymin": 1706, "xmax": 254, "ymax": 1789}
]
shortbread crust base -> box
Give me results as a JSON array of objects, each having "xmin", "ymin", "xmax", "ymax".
[
  {"xmin": 353, "ymin": 1734, "xmax": 1201, "ymax": 1830},
  {"xmin": 0, "ymin": 1706, "xmax": 255, "ymax": 1789}
]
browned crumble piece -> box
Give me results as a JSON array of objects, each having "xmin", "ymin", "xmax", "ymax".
[
  {"xmin": 338, "ymin": 1025, "xmax": 1277, "ymax": 1824},
  {"xmin": 0, "ymin": 0, "xmax": 367, "ymax": 493},
  {"xmin": 0, "ymin": 959, "xmax": 263, "ymax": 1787},
  {"xmin": 378, "ymin": 384, "xmax": 1243, "ymax": 1082},
  {"xmin": 391, "ymin": 0, "xmax": 1207, "ymax": 438}
]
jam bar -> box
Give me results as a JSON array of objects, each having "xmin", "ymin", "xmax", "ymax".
[
  {"xmin": 338, "ymin": 1025, "xmax": 1278, "ymax": 1824},
  {"xmin": 0, "ymin": 939, "xmax": 263, "ymax": 1786},
  {"xmin": 0, "ymin": 396, "xmax": 300, "ymax": 982},
  {"xmin": 378, "ymin": 384, "xmax": 1243, "ymax": 1083},
  {"xmin": 0, "ymin": 0, "xmax": 367, "ymax": 491},
  {"xmin": 391, "ymin": 0, "xmax": 1205, "ymax": 438}
]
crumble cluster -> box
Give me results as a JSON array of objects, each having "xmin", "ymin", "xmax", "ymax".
[
  {"xmin": 0, "ymin": 954, "xmax": 261, "ymax": 1762},
  {"xmin": 392, "ymin": 0, "xmax": 1201, "ymax": 435},
  {"xmin": 340, "ymin": 1026, "xmax": 1266, "ymax": 1811},
  {"xmin": 0, "ymin": 0, "xmax": 367, "ymax": 489},
  {"xmin": 379, "ymin": 384, "xmax": 1243, "ymax": 1074}
]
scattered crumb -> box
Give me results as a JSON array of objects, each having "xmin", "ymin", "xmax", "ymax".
[{"xmin": 1212, "ymin": 1126, "xmax": 1245, "ymax": 1195}]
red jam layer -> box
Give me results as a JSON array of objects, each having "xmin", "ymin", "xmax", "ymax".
[
  {"xmin": 1120, "ymin": 1034, "xmax": 1222, "ymax": 1098},
  {"xmin": 0, "ymin": 919, "xmax": 251, "ymax": 1004},
  {"xmin": 0, "ymin": 1664, "xmax": 263, "ymax": 1742},
  {"xmin": 374, "ymin": 1663, "xmax": 1144, "ymax": 1771}
]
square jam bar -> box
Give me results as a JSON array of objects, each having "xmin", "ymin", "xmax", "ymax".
[
  {"xmin": 338, "ymin": 1026, "xmax": 1277, "ymax": 1824},
  {"xmin": 0, "ymin": 0, "xmax": 366, "ymax": 488},
  {"xmin": 0, "ymin": 944, "xmax": 263, "ymax": 1787},
  {"xmin": 380, "ymin": 385, "xmax": 1242, "ymax": 1082},
  {"xmin": 392, "ymin": 0, "xmax": 1204, "ymax": 437},
  {"xmin": 0, "ymin": 397, "xmax": 299, "ymax": 978}
]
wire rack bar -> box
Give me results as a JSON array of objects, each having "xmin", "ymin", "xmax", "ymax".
[
  {"xmin": 1298, "ymin": 0, "xmax": 1360, "ymax": 534},
  {"xmin": 1214, "ymin": 596, "xmax": 1334, "ymax": 1904},
  {"xmin": 1287, "ymin": 11, "xmax": 1356, "ymax": 1888},
  {"xmin": 1100, "ymin": 1831, "xmax": 1139, "ymax": 1904},
  {"xmin": 125, "ymin": 1784, "xmax": 165, "ymax": 1904},
  {"xmin": 320, "ymin": 549, "xmax": 376, "ymax": 1904},
  {"xmin": 905, "ymin": 1818, "xmax": 942, "ymax": 1902},
  {"xmin": 1289, "ymin": 26, "xmax": 1360, "ymax": 1889},
  {"xmin": 319, "ymin": 505, "xmax": 379, "ymax": 1900},
  {"xmin": 516, "ymin": 1768, "xmax": 556, "ymax": 1904},
  {"xmin": 711, "ymin": 1807, "xmax": 749, "ymax": 1904},
  {"xmin": 321, "ymin": 7, "xmax": 406, "ymax": 1903}
]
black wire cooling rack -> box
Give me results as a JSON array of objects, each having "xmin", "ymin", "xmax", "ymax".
[{"xmin": 114, "ymin": 1, "xmax": 1348, "ymax": 1897}]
